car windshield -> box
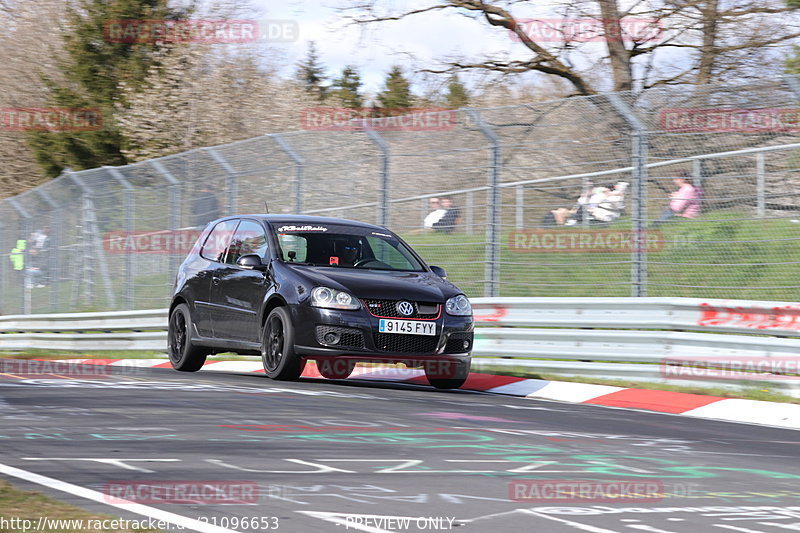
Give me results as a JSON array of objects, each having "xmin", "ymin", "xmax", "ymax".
[{"xmin": 273, "ymin": 223, "xmax": 425, "ymax": 272}]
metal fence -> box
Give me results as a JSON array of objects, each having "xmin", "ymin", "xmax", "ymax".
[{"xmin": 3, "ymin": 76, "xmax": 800, "ymax": 313}]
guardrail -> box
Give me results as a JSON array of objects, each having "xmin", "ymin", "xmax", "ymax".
[
  {"xmin": 470, "ymin": 297, "xmax": 800, "ymax": 395},
  {"xmin": 1, "ymin": 298, "xmax": 798, "ymax": 396},
  {"xmin": 0, "ymin": 309, "xmax": 168, "ymax": 351}
]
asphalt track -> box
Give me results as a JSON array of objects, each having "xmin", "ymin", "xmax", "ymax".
[{"xmin": 1, "ymin": 365, "xmax": 800, "ymax": 533}]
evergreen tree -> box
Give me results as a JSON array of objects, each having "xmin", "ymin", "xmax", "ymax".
[
  {"xmin": 27, "ymin": 0, "xmax": 188, "ymax": 176},
  {"xmin": 330, "ymin": 65, "xmax": 363, "ymax": 109},
  {"xmin": 787, "ymin": 46, "xmax": 800, "ymax": 74},
  {"xmin": 296, "ymin": 41, "xmax": 327, "ymax": 101},
  {"xmin": 377, "ymin": 66, "xmax": 413, "ymax": 111},
  {"xmin": 445, "ymin": 74, "xmax": 469, "ymax": 109}
]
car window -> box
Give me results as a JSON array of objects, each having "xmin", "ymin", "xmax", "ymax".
[
  {"xmin": 272, "ymin": 223, "xmax": 424, "ymax": 271},
  {"xmin": 277, "ymin": 234, "xmax": 308, "ymax": 262},
  {"xmin": 366, "ymin": 236, "xmax": 419, "ymax": 270},
  {"xmin": 225, "ymin": 220, "xmax": 269, "ymax": 265},
  {"xmin": 200, "ymin": 220, "xmax": 238, "ymax": 262}
]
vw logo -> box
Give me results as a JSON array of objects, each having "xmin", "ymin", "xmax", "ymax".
[{"xmin": 397, "ymin": 301, "xmax": 415, "ymax": 316}]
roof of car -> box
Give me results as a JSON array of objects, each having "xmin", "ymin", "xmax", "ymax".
[{"xmin": 217, "ymin": 214, "xmax": 387, "ymax": 231}]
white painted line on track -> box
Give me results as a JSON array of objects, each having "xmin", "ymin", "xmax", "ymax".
[
  {"xmin": 714, "ymin": 525, "xmax": 768, "ymax": 532},
  {"xmin": 0, "ymin": 462, "xmax": 239, "ymax": 533},
  {"xmin": 520, "ymin": 509, "xmax": 621, "ymax": 533}
]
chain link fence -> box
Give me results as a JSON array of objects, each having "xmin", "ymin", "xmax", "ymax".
[{"xmin": 3, "ymin": 76, "xmax": 800, "ymax": 313}]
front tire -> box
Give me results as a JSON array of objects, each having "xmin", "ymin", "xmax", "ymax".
[
  {"xmin": 168, "ymin": 303, "xmax": 208, "ymax": 372},
  {"xmin": 261, "ymin": 307, "xmax": 305, "ymax": 380},
  {"xmin": 317, "ymin": 359, "xmax": 355, "ymax": 380},
  {"xmin": 425, "ymin": 359, "xmax": 470, "ymax": 390}
]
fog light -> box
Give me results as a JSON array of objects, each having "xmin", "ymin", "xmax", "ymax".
[
  {"xmin": 463, "ymin": 340, "xmax": 470, "ymax": 349},
  {"xmin": 323, "ymin": 332, "xmax": 341, "ymax": 345}
]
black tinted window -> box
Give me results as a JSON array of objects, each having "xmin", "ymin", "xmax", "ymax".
[
  {"xmin": 200, "ymin": 220, "xmax": 237, "ymax": 262},
  {"xmin": 225, "ymin": 220, "xmax": 269, "ymax": 265}
]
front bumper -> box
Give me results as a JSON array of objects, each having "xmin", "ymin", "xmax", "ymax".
[{"xmin": 291, "ymin": 304, "xmax": 473, "ymax": 362}]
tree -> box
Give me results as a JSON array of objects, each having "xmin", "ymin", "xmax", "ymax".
[
  {"xmin": 118, "ymin": 45, "xmax": 319, "ymax": 161},
  {"xmin": 377, "ymin": 66, "xmax": 413, "ymax": 110},
  {"xmin": 787, "ymin": 46, "xmax": 800, "ymax": 74},
  {"xmin": 26, "ymin": 0, "xmax": 189, "ymax": 176},
  {"xmin": 330, "ymin": 65, "xmax": 364, "ymax": 108},
  {"xmin": 343, "ymin": 0, "xmax": 800, "ymax": 95},
  {"xmin": 445, "ymin": 74, "xmax": 469, "ymax": 108},
  {"xmin": 296, "ymin": 41, "xmax": 328, "ymax": 101}
]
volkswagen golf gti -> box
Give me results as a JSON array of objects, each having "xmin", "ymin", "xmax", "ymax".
[{"xmin": 167, "ymin": 215, "xmax": 473, "ymax": 389}]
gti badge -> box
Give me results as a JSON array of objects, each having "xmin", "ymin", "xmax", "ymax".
[{"xmin": 397, "ymin": 301, "xmax": 414, "ymax": 316}]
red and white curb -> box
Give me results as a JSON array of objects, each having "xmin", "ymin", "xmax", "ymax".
[{"xmin": 26, "ymin": 358, "xmax": 800, "ymax": 431}]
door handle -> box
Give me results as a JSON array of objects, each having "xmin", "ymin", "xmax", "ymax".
[{"xmin": 212, "ymin": 275, "xmax": 220, "ymax": 285}]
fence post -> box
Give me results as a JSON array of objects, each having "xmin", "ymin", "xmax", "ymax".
[
  {"xmin": 607, "ymin": 93, "xmax": 648, "ymax": 297},
  {"xmin": 364, "ymin": 126, "xmax": 390, "ymax": 227},
  {"xmin": 105, "ymin": 167, "xmax": 135, "ymax": 310},
  {"xmin": 467, "ymin": 109, "xmax": 501, "ymax": 298},
  {"xmin": 67, "ymin": 171, "xmax": 116, "ymax": 310},
  {"xmin": 35, "ymin": 189, "xmax": 61, "ymax": 312},
  {"xmin": 150, "ymin": 161, "xmax": 183, "ymax": 279},
  {"xmin": 756, "ymin": 152, "xmax": 765, "ymax": 218},
  {"xmin": 8, "ymin": 198, "xmax": 32, "ymax": 314},
  {"xmin": 272, "ymin": 134, "xmax": 304, "ymax": 214},
  {"xmin": 515, "ymin": 185, "xmax": 524, "ymax": 229},
  {"xmin": 466, "ymin": 191, "xmax": 474, "ymax": 235},
  {"xmin": 204, "ymin": 148, "xmax": 238, "ymax": 214}
]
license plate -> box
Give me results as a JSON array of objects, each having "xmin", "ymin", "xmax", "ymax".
[{"xmin": 378, "ymin": 319, "xmax": 436, "ymax": 336}]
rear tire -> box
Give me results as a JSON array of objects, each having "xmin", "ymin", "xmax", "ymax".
[
  {"xmin": 168, "ymin": 303, "xmax": 208, "ymax": 372},
  {"xmin": 317, "ymin": 359, "xmax": 355, "ymax": 380},
  {"xmin": 261, "ymin": 307, "xmax": 305, "ymax": 380}
]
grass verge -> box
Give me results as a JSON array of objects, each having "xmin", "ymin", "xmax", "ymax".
[{"xmin": 0, "ymin": 479, "xmax": 156, "ymax": 532}]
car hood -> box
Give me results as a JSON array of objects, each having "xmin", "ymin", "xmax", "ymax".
[{"xmin": 285, "ymin": 265, "xmax": 460, "ymax": 301}]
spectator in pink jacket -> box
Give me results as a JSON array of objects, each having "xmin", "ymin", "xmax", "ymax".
[{"xmin": 653, "ymin": 171, "xmax": 701, "ymax": 226}]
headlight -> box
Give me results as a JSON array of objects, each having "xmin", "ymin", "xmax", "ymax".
[
  {"xmin": 311, "ymin": 287, "xmax": 361, "ymax": 310},
  {"xmin": 445, "ymin": 294, "xmax": 472, "ymax": 316}
]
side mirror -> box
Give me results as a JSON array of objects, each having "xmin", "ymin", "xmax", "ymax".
[
  {"xmin": 430, "ymin": 265, "xmax": 447, "ymax": 279},
  {"xmin": 237, "ymin": 254, "xmax": 268, "ymax": 271}
]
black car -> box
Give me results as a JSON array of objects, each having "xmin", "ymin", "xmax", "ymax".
[{"xmin": 167, "ymin": 215, "xmax": 473, "ymax": 389}]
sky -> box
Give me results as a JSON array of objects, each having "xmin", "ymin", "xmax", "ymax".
[
  {"xmin": 254, "ymin": 0, "xmax": 554, "ymax": 94},
  {"xmin": 250, "ymin": 0, "xmax": 798, "ymax": 97}
]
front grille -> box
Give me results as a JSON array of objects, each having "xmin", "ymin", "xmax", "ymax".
[
  {"xmin": 373, "ymin": 332, "xmax": 439, "ymax": 354},
  {"xmin": 363, "ymin": 299, "xmax": 440, "ymax": 319},
  {"xmin": 316, "ymin": 325, "xmax": 365, "ymax": 349},
  {"xmin": 444, "ymin": 332, "xmax": 473, "ymax": 354}
]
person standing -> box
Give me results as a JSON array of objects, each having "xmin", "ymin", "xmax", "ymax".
[{"xmin": 653, "ymin": 171, "xmax": 701, "ymax": 226}]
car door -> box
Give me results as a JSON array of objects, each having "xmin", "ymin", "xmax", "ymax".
[
  {"xmin": 192, "ymin": 219, "xmax": 238, "ymax": 338},
  {"xmin": 211, "ymin": 219, "xmax": 271, "ymax": 343}
]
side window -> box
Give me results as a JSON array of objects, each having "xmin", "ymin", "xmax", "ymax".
[
  {"xmin": 366, "ymin": 236, "xmax": 415, "ymax": 270},
  {"xmin": 200, "ymin": 220, "xmax": 238, "ymax": 262},
  {"xmin": 225, "ymin": 220, "xmax": 268, "ymax": 265}
]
